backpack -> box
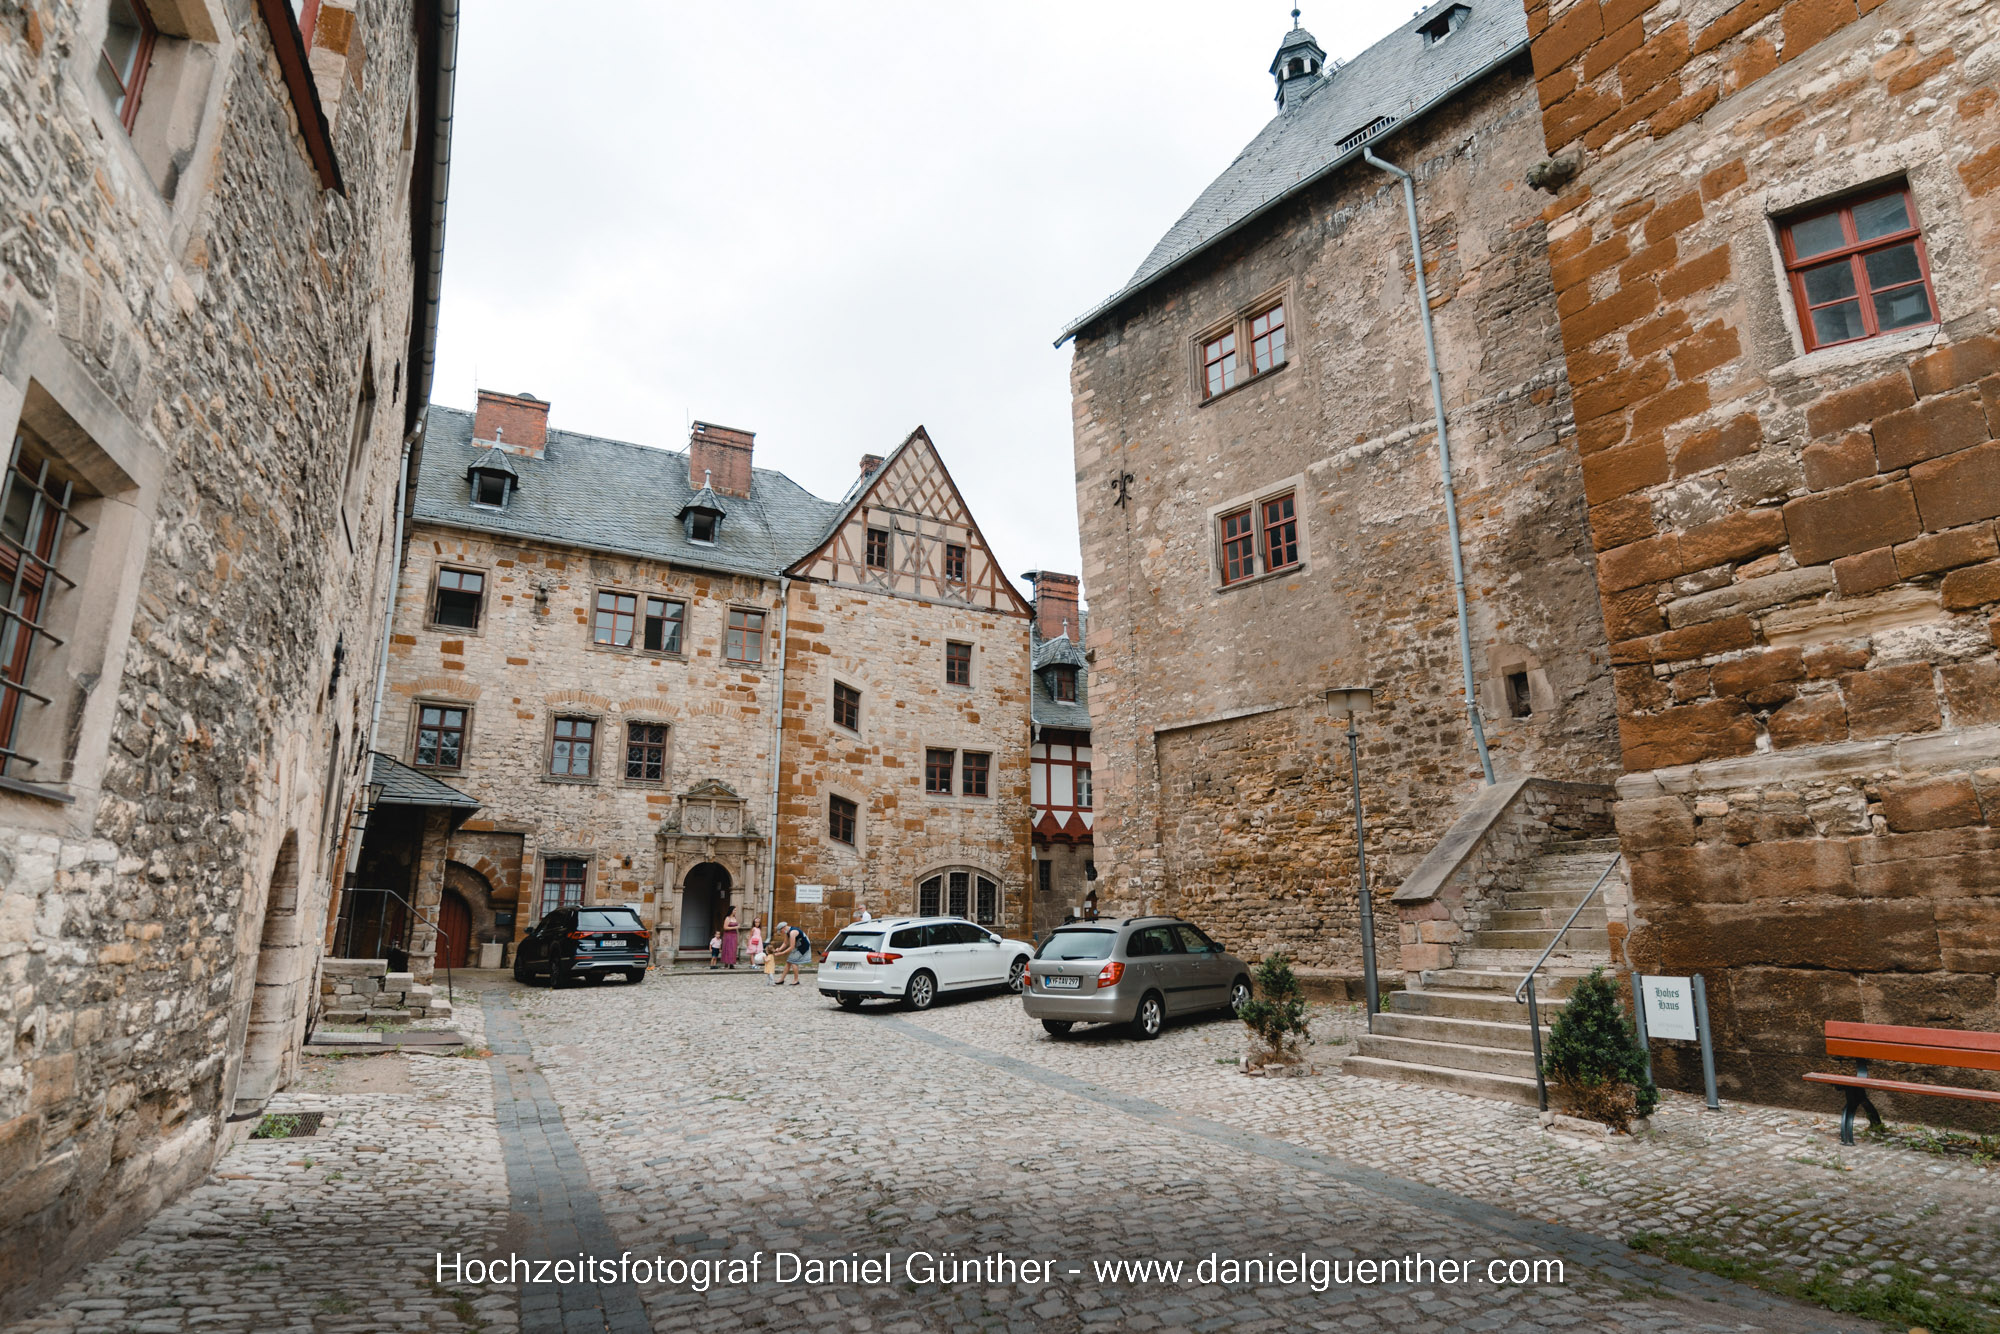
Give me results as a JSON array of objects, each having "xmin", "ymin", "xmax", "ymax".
[{"xmin": 792, "ymin": 928, "xmax": 811, "ymax": 957}]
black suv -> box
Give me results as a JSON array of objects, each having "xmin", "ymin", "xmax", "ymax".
[{"xmin": 513, "ymin": 905, "xmax": 650, "ymax": 986}]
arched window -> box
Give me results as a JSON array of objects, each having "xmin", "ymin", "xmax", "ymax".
[{"xmin": 917, "ymin": 867, "xmax": 1002, "ymax": 924}]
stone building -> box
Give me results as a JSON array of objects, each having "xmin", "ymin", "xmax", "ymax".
[
  {"xmin": 0, "ymin": 0, "xmax": 456, "ymax": 1314},
  {"xmin": 1060, "ymin": 5, "xmax": 1623, "ymax": 976},
  {"xmin": 1524, "ymin": 0, "xmax": 2000, "ymax": 1109},
  {"xmin": 1024, "ymin": 571, "xmax": 1096, "ymax": 928},
  {"xmin": 368, "ymin": 402, "xmax": 1032, "ymax": 966}
]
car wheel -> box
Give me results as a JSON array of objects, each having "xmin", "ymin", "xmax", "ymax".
[
  {"xmin": 836, "ymin": 993, "xmax": 863, "ymax": 1009},
  {"xmin": 905, "ymin": 971, "xmax": 937, "ymax": 1011},
  {"xmin": 1041, "ymin": 1019, "xmax": 1074, "ymax": 1036},
  {"xmin": 1229, "ymin": 976, "xmax": 1253, "ymax": 1013},
  {"xmin": 1007, "ymin": 955, "xmax": 1028, "ymax": 993},
  {"xmin": 625, "ymin": 970, "xmax": 646, "ymax": 985},
  {"xmin": 511, "ymin": 957, "xmax": 529, "ymax": 984},
  {"xmin": 551, "ymin": 961, "xmax": 572, "ymax": 989},
  {"xmin": 1131, "ymin": 992, "xmax": 1165, "ymax": 1040}
]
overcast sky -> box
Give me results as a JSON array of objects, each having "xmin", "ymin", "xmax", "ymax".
[{"xmin": 432, "ymin": 2, "xmax": 1405, "ymax": 596}]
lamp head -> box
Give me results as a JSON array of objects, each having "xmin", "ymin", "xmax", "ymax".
[{"xmin": 1323, "ymin": 686, "xmax": 1375, "ymax": 716}]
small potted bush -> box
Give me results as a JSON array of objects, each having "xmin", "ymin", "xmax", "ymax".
[
  {"xmin": 1237, "ymin": 953, "xmax": 1313, "ymax": 1074},
  {"xmin": 1542, "ymin": 966, "xmax": 1658, "ymax": 1132}
]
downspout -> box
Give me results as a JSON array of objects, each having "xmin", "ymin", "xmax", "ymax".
[
  {"xmin": 367, "ymin": 426, "xmax": 418, "ymax": 758},
  {"xmin": 1363, "ymin": 147, "xmax": 1495, "ymax": 786},
  {"xmin": 764, "ymin": 576, "xmax": 791, "ymax": 936}
]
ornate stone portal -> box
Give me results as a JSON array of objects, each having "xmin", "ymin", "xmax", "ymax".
[{"xmin": 657, "ymin": 780, "xmax": 764, "ymax": 955}]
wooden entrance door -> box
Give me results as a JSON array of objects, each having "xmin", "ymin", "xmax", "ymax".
[{"xmin": 434, "ymin": 889, "xmax": 471, "ymax": 970}]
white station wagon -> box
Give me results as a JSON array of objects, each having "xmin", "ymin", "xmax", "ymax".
[{"xmin": 816, "ymin": 916, "xmax": 1034, "ymax": 1010}]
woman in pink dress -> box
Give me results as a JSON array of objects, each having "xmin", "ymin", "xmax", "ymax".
[{"xmin": 720, "ymin": 909, "xmax": 740, "ymax": 969}]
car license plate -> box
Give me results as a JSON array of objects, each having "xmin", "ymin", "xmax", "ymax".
[
  {"xmin": 835, "ymin": 961, "xmax": 857, "ymax": 970},
  {"xmin": 1043, "ymin": 975, "xmax": 1081, "ymax": 989}
]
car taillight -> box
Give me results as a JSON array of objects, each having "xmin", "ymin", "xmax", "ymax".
[
  {"xmin": 1097, "ymin": 962, "xmax": 1125, "ymax": 987},
  {"xmin": 867, "ymin": 952, "xmax": 902, "ymax": 965},
  {"xmin": 568, "ymin": 931, "xmax": 595, "ymax": 940}
]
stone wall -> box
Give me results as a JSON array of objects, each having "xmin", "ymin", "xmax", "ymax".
[
  {"xmin": 776, "ymin": 583, "xmax": 1033, "ymax": 946},
  {"xmin": 1525, "ymin": 0, "xmax": 2000, "ymax": 1111},
  {"xmin": 318, "ymin": 959, "xmax": 449, "ymax": 1025},
  {"xmin": 0, "ymin": 0, "xmax": 428, "ymax": 1314},
  {"xmin": 383, "ymin": 524, "xmax": 784, "ymax": 954},
  {"xmin": 1068, "ymin": 62, "xmax": 1623, "ymax": 970}
]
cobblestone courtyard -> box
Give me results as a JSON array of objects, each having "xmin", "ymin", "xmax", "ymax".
[{"xmin": 8, "ymin": 973, "xmax": 1996, "ymax": 1333}]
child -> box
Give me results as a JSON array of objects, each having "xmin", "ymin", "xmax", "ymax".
[{"xmin": 709, "ymin": 930, "xmax": 722, "ymax": 969}]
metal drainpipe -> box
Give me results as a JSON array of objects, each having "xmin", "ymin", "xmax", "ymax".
[
  {"xmin": 1363, "ymin": 147, "xmax": 1495, "ymax": 786},
  {"xmin": 764, "ymin": 576, "xmax": 791, "ymax": 936},
  {"xmin": 366, "ymin": 425, "xmax": 419, "ymax": 758}
]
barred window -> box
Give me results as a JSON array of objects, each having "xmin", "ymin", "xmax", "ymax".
[
  {"xmin": 0, "ymin": 428, "xmax": 86, "ymax": 781},
  {"xmin": 625, "ymin": 722, "xmax": 668, "ymax": 783},
  {"xmin": 948, "ymin": 870, "xmax": 970, "ymax": 917},
  {"xmin": 975, "ymin": 876, "xmax": 997, "ymax": 925},
  {"xmin": 919, "ymin": 875, "xmax": 941, "ymax": 916},
  {"xmin": 414, "ymin": 705, "xmax": 466, "ymax": 770}
]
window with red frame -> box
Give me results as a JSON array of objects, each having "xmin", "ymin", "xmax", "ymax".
[
  {"xmin": 1202, "ymin": 331, "xmax": 1238, "ymax": 400},
  {"xmin": 541, "ymin": 857, "xmax": 586, "ymax": 914},
  {"xmin": 945, "ymin": 640, "xmax": 972, "ymax": 686},
  {"xmin": 865, "ymin": 527, "xmax": 890, "ymax": 569},
  {"xmin": 0, "ymin": 429, "xmax": 81, "ymax": 780},
  {"xmin": 97, "ymin": 0, "xmax": 157, "ymax": 133},
  {"xmin": 925, "ymin": 748, "xmax": 955, "ymax": 795},
  {"xmin": 833, "ymin": 681, "xmax": 861, "ymax": 732},
  {"xmin": 961, "ymin": 751, "xmax": 989, "ymax": 798},
  {"xmin": 1782, "ymin": 186, "xmax": 1937, "ymax": 351},
  {"xmin": 550, "ymin": 716, "xmax": 595, "ymax": 778},
  {"xmin": 1050, "ymin": 665, "xmax": 1077, "ymax": 702},
  {"xmin": 1219, "ymin": 507, "xmax": 1256, "ymax": 584},
  {"xmin": 944, "ymin": 542, "xmax": 966, "ymax": 583},
  {"xmin": 1262, "ymin": 493, "xmax": 1299, "ymax": 571},
  {"xmin": 726, "ymin": 608, "xmax": 764, "ymax": 662},
  {"xmin": 828, "ymin": 795, "xmax": 857, "ymax": 845},
  {"xmin": 1249, "ymin": 304, "xmax": 1286, "ymax": 373},
  {"xmin": 593, "ymin": 590, "xmax": 637, "ymax": 647}
]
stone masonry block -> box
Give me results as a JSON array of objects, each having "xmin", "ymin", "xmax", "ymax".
[
  {"xmin": 1840, "ymin": 663, "xmax": 1941, "ymax": 739},
  {"xmin": 1894, "ymin": 524, "xmax": 1996, "ymax": 580},
  {"xmin": 1878, "ymin": 775, "xmax": 1985, "ymax": 833},
  {"xmin": 1872, "ymin": 389, "xmax": 1990, "ymax": 470},
  {"xmin": 1620, "ymin": 699, "xmax": 1759, "ymax": 769},
  {"xmin": 1804, "ymin": 371, "xmax": 1915, "ymax": 438},
  {"xmin": 1911, "ymin": 440, "xmax": 2000, "ymax": 531},
  {"xmin": 1782, "ymin": 478, "xmax": 1921, "ymax": 566},
  {"xmin": 1768, "ymin": 693, "xmax": 1849, "ymax": 748},
  {"xmin": 1941, "ymin": 661, "xmax": 2000, "ymax": 727},
  {"xmin": 1940, "ymin": 560, "xmax": 2000, "ymax": 611}
]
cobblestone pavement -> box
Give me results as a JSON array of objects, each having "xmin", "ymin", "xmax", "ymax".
[{"xmin": 10, "ymin": 971, "xmax": 1994, "ymax": 1333}]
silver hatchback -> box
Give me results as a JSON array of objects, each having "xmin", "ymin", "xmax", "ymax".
[{"xmin": 1021, "ymin": 917, "xmax": 1252, "ymax": 1039}]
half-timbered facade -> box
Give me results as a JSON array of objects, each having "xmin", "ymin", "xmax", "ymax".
[
  {"xmin": 774, "ymin": 429, "xmax": 1035, "ymax": 946},
  {"xmin": 1024, "ymin": 571, "xmax": 1095, "ymax": 926}
]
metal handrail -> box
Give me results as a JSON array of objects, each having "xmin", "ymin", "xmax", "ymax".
[
  {"xmin": 1514, "ymin": 853, "xmax": 1621, "ymax": 1112},
  {"xmin": 349, "ymin": 885, "xmax": 456, "ymax": 1005}
]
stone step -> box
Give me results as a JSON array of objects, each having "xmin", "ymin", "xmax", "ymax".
[
  {"xmin": 1342, "ymin": 1054, "xmax": 1543, "ymax": 1106},
  {"xmin": 1452, "ymin": 946, "xmax": 1610, "ymax": 970},
  {"xmin": 1419, "ymin": 968, "xmax": 1591, "ymax": 998},
  {"xmin": 1355, "ymin": 1032, "xmax": 1539, "ymax": 1078},
  {"xmin": 1470, "ymin": 927, "xmax": 1610, "ymax": 952},
  {"xmin": 1372, "ymin": 1010, "xmax": 1549, "ymax": 1052},
  {"xmin": 1389, "ymin": 987, "xmax": 1568, "ymax": 1023},
  {"xmin": 1485, "ymin": 907, "xmax": 1608, "ymax": 931},
  {"xmin": 1500, "ymin": 889, "xmax": 1600, "ymax": 910},
  {"xmin": 1542, "ymin": 838, "xmax": 1621, "ymax": 853}
]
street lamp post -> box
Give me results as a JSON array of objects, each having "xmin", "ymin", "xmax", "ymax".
[{"xmin": 1325, "ymin": 687, "xmax": 1378, "ymax": 1023}]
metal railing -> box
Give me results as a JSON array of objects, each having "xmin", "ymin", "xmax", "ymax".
[
  {"xmin": 344, "ymin": 885, "xmax": 457, "ymax": 1006},
  {"xmin": 1514, "ymin": 853, "xmax": 1621, "ymax": 1112}
]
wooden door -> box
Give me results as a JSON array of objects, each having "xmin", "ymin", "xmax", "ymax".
[{"xmin": 435, "ymin": 890, "xmax": 471, "ymax": 970}]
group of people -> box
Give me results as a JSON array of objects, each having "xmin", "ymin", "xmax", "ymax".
[{"xmin": 707, "ymin": 910, "xmax": 810, "ymax": 985}]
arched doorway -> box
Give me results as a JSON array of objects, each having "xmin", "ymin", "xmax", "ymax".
[
  {"xmin": 678, "ymin": 862, "xmax": 731, "ymax": 953},
  {"xmin": 434, "ymin": 888, "xmax": 471, "ymax": 970},
  {"xmin": 236, "ymin": 832, "xmax": 303, "ymax": 1113}
]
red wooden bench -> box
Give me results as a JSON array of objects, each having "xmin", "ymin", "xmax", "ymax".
[{"xmin": 1803, "ymin": 1021, "xmax": 2000, "ymax": 1144}]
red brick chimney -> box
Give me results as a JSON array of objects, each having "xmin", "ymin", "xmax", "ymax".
[
  {"xmin": 859, "ymin": 454, "xmax": 885, "ymax": 478},
  {"xmin": 472, "ymin": 390, "xmax": 549, "ymax": 459},
  {"xmin": 1027, "ymin": 571, "xmax": 1081, "ymax": 642},
  {"xmin": 689, "ymin": 422, "xmax": 754, "ymax": 498}
]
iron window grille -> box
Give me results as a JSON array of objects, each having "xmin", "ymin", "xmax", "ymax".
[
  {"xmin": 626, "ymin": 722, "xmax": 668, "ymax": 782},
  {"xmin": 919, "ymin": 875, "xmax": 941, "ymax": 916},
  {"xmin": 644, "ymin": 598, "xmax": 684, "ymax": 653},
  {"xmin": 0, "ymin": 429, "xmax": 85, "ymax": 780},
  {"xmin": 726, "ymin": 608, "xmax": 765, "ymax": 662},
  {"xmin": 1037, "ymin": 860, "xmax": 1051, "ymax": 894},
  {"xmin": 414, "ymin": 705, "xmax": 466, "ymax": 769},
  {"xmin": 948, "ymin": 871, "xmax": 970, "ymax": 917},
  {"xmin": 829, "ymin": 795, "xmax": 857, "ymax": 845},
  {"xmin": 1781, "ymin": 186, "xmax": 1937, "ymax": 352}
]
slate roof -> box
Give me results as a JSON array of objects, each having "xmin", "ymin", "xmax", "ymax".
[
  {"xmin": 369, "ymin": 752, "xmax": 480, "ymax": 811},
  {"xmin": 412, "ymin": 406, "xmax": 843, "ymax": 579},
  {"xmin": 1030, "ymin": 630, "xmax": 1092, "ymax": 731},
  {"xmin": 1057, "ymin": 0, "xmax": 1528, "ymax": 343}
]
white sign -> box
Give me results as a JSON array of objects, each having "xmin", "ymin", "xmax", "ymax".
[
  {"xmin": 794, "ymin": 884, "xmax": 825, "ymax": 905},
  {"xmin": 1640, "ymin": 975, "xmax": 1698, "ymax": 1042}
]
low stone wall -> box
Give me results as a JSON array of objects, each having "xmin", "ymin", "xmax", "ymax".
[
  {"xmin": 1391, "ymin": 778, "xmax": 1618, "ymax": 973},
  {"xmin": 319, "ymin": 960, "xmax": 453, "ymax": 1025}
]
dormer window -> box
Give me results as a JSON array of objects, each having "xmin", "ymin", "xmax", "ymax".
[
  {"xmin": 1050, "ymin": 665, "xmax": 1078, "ymax": 702},
  {"xmin": 679, "ymin": 482, "xmax": 727, "ymax": 545},
  {"xmin": 471, "ymin": 471, "xmax": 508, "ymax": 508},
  {"xmin": 689, "ymin": 511, "xmax": 717, "ymax": 543},
  {"xmin": 1420, "ymin": 5, "xmax": 1471, "ymax": 44}
]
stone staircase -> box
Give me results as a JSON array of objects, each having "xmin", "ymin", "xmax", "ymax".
[{"xmin": 1346, "ymin": 837, "xmax": 1621, "ymax": 1105}]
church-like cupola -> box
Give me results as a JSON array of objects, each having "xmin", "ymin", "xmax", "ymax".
[{"xmin": 1270, "ymin": 9, "xmax": 1328, "ymax": 111}]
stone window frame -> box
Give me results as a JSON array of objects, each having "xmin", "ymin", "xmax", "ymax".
[
  {"xmin": 407, "ymin": 697, "xmax": 474, "ymax": 772},
  {"xmin": 724, "ymin": 604, "xmax": 768, "ymax": 665},
  {"xmin": 944, "ymin": 638, "xmax": 973, "ymax": 688},
  {"xmin": 425, "ymin": 561, "xmax": 489, "ymax": 635},
  {"xmin": 831, "ymin": 678, "xmax": 863, "ymax": 734},
  {"xmin": 924, "ymin": 746, "xmax": 957, "ymax": 797},
  {"xmin": 589, "ymin": 586, "xmax": 641, "ymax": 652},
  {"xmin": 535, "ymin": 851, "xmax": 594, "ymax": 919},
  {"xmin": 1777, "ymin": 184, "xmax": 1938, "ymax": 355},
  {"xmin": 960, "ymin": 749, "xmax": 991, "ymax": 799},
  {"xmin": 1192, "ymin": 284, "xmax": 1294, "ymax": 406},
  {"xmin": 0, "ymin": 309, "xmax": 163, "ymax": 829},
  {"xmin": 621, "ymin": 718, "xmax": 671, "ymax": 787},
  {"xmin": 77, "ymin": 0, "xmax": 236, "ymax": 217},
  {"xmin": 1206, "ymin": 472, "xmax": 1311, "ymax": 592},
  {"xmin": 914, "ymin": 861, "xmax": 1003, "ymax": 924},
  {"xmin": 826, "ymin": 789, "xmax": 864, "ymax": 852},
  {"xmin": 1755, "ymin": 149, "xmax": 1969, "ymax": 377},
  {"xmin": 640, "ymin": 595, "xmax": 688, "ymax": 658},
  {"xmin": 543, "ymin": 711, "xmax": 602, "ymax": 785}
]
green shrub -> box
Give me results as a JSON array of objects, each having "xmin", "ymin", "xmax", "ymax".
[
  {"xmin": 1543, "ymin": 966, "xmax": 1658, "ymax": 1129},
  {"xmin": 1237, "ymin": 953, "xmax": 1311, "ymax": 1063}
]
